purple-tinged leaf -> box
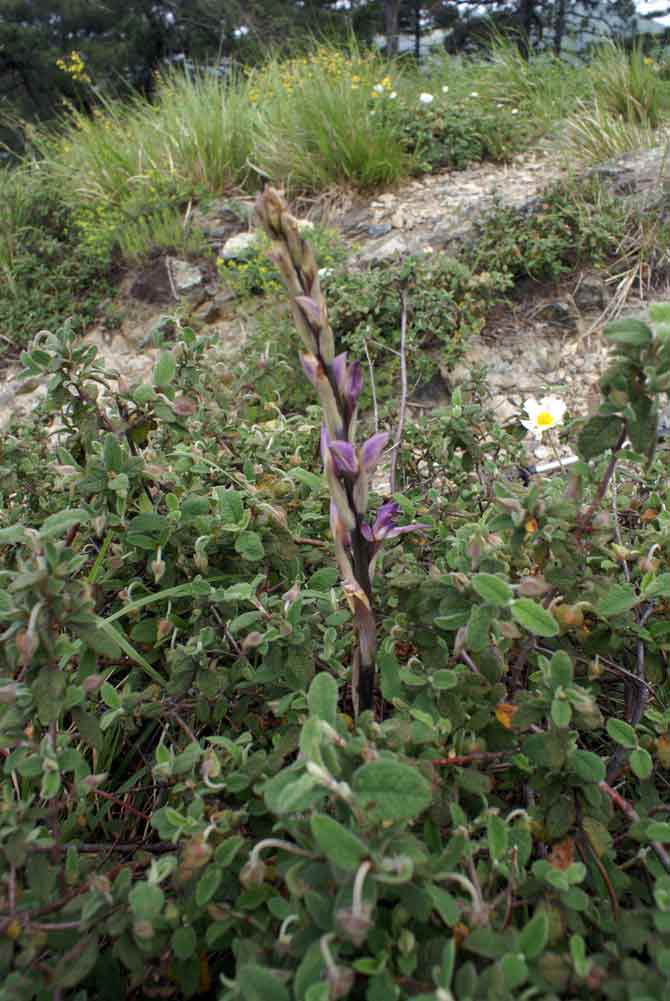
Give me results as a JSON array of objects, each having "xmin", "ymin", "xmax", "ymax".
[
  {"xmin": 321, "ymin": 425, "xmax": 332, "ymax": 466},
  {"xmin": 361, "ymin": 432, "xmax": 389, "ymax": 473},
  {"xmin": 295, "ymin": 296, "xmax": 321, "ymax": 326},
  {"xmin": 385, "ymin": 522, "xmax": 429, "ymax": 539},
  {"xmin": 301, "ymin": 353, "xmax": 320, "ymax": 388}
]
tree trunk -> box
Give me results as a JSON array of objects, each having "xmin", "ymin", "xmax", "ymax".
[
  {"xmin": 553, "ymin": 0, "xmax": 567, "ymax": 56},
  {"xmin": 414, "ymin": 0, "xmax": 421, "ymax": 60},
  {"xmin": 384, "ymin": 0, "xmax": 401, "ymax": 56}
]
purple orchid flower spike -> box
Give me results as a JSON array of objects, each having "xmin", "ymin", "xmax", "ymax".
[{"xmin": 361, "ymin": 431, "xmax": 389, "ymax": 473}]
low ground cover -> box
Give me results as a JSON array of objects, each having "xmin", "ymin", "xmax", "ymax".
[{"xmin": 2, "ymin": 193, "xmax": 670, "ymax": 997}]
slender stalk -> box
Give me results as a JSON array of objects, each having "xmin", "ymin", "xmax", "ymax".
[{"xmin": 389, "ymin": 291, "xmax": 409, "ymax": 496}]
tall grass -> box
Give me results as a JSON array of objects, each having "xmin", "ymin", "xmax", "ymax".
[
  {"xmin": 4, "ymin": 39, "xmax": 670, "ymax": 275},
  {"xmin": 252, "ymin": 47, "xmax": 410, "ymax": 190},
  {"xmin": 563, "ymin": 41, "xmax": 670, "ymax": 165},
  {"xmin": 589, "ymin": 40, "xmax": 668, "ymax": 128}
]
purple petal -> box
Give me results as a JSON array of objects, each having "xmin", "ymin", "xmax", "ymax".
[
  {"xmin": 385, "ymin": 522, "xmax": 429, "ymax": 539},
  {"xmin": 361, "ymin": 523, "xmax": 374, "ymax": 542},
  {"xmin": 301, "ymin": 353, "xmax": 320, "ymax": 388},
  {"xmin": 329, "ymin": 440, "xmax": 358, "ymax": 476},
  {"xmin": 361, "ymin": 431, "xmax": 389, "ymax": 473},
  {"xmin": 331, "ymin": 352, "xmax": 348, "ymax": 393},
  {"xmin": 345, "ymin": 361, "xmax": 363, "ymax": 410},
  {"xmin": 373, "ymin": 500, "xmax": 401, "ymax": 538}
]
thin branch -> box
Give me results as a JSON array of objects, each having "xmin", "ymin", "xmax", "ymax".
[
  {"xmin": 363, "ymin": 339, "xmax": 379, "ymax": 434},
  {"xmin": 389, "ymin": 291, "xmax": 409, "ymax": 496},
  {"xmin": 600, "ymin": 780, "xmax": 670, "ymax": 872},
  {"xmin": 578, "ymin": 428, "xmax": 627, "ymax": 535},
  {"xmin": 432, "ymin": 750, "xmax": 511, "ymax": 767}
]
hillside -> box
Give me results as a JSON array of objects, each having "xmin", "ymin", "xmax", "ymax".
[{"xmin": 2, "ymin": 40, "xmax": 670, "ymax": 1001}]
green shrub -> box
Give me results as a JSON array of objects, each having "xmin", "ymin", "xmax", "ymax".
[
  {"xmin": 326, "ymin": 253, "xmax": 508, "ymax": 411},
  {"xmin": 469, "ymin": 178, "xmax": 628, "ymax": 282},
  {"xmin": 0, "ymin": 167, "xmax": 111, "ymax": 358},
  {"xmin": 3, "ymin": 302, "xmax": 670, "ymax": 998}
]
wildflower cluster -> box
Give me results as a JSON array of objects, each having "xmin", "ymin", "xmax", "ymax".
[
  {"xmin": 247, "ymin": 46, "xmax": 381, "ymax": 105},
  {"xmin": 391, "ymin": 81, "xmax": 529, "ymax": 170},
  {"xmin": 372, "ymin": 75, "xmax": 397, "ymax": 100},
  {"xmin": 55, "ymin": 50, "xmax": 91, "ymax": 84}
]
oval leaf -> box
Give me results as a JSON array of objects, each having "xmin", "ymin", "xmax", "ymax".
[
  {"xmin": 603, "ymin": 318, "xmax": 652, "ymax": 346},
  {"xmin": 352, "ymin": 760, "xmax": 432, "ymax": 822},
  {"xmin": 510, "ymin": 599, "xmax": 559, "ymax": 637},
  {"xmin": 472, "ymin": 573, "xmax": 513, "ymax": 607},
  {"xmin": 310, "ymin": 814, "xmax": 367, "ymax": 871},
  {"xmin": 606, "ymin": 718, "xmax": 637, "ymax": 749},
  {"xmin": 308, "ymin": 673, "xmax": 338, "ymax": 726}
]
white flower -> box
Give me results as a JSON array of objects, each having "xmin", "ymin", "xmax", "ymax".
[
  {"xmin": 442, "ymin": 85, "xmax": 449, "ymax": 93},
  {"xmin": 419, "ymin": 92, "xmax": 434, "ymax": 105},
  {"xmin": 521, "ymin": 397, "xmax": 567, "ymax": 438},
  {"xmin": 373, "ymin": 83, "xmax": 384, "ymax": 94},
  {"xmin": 389, "ymin": 91, "xmax": 397, "ymax": 99},
  {"xmin": 511, "ymin": 108, "xmax": 519, "ymax": 115},
  {"xmin": 469, "ymin": 91, "xmax": 479, "ymax": 97}
]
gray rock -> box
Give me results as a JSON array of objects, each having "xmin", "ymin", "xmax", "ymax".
[
  {"xmin": 489, "ymin": 395, "xmax": 518, "ymax": 422},
  {"xmin": 410, "ymin": 372, "xmax": 450, "ymax": 407},
  {"xmin": 574, "ymin": 276, "xmax": 606, "ymax": 312},
  {"xmin": 536, "ymin": 301, "xmax": 578, "ymax": 331},
  {"xmin": 194, "ymin": 301, "xmax": 224, "ymax": 324},
  {"xmin": 169, "ymin": 259, "xmax": 204, "ymax": 294},
  {"xmin": 356, "ymin": 235, "xmax": 408, "ymax": 266},
  {"xmin": 367, "ymin": 223, "xmax": 392, "ymax": 238},
  {"xmin": 220, "ymin": 232, "xmax": 257, "ymax": 261}
]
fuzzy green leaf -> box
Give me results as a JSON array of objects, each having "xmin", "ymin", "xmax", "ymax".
[
  {"xmin": 606, "ymin": 718, "xmax": 637, "ymax": 749},
  {"xmin": 510, "ymin": 599, "xmax": 559, "ymax": 637},
  {"xmin": 153, "ymin": 350, "xmax": 176, "ymax": 386},
  {"xmin": 310, "ymin": 814, "xmax": 367, "ymax": 871},
  {"xmin": 630, "ymin": 747, "xmax": 653, "ymax": 779},
  {"xmin": 238, "ymin": 964, "xmax": 290, "ymax": 1001},
  {"xmin": 519, "ymin": 912, "xmax": 549, "ymax": 960},
  {"xmin": 471, "ymin": 573, "xmax": 513, "ymax": 607},
  {"xmin": 570, "ymin": 750, "xmax": 605, "ymax": 783},
  {"xmin": 577, "ymin": 415, "xmax": 625, "ymax": 460},
  {"xmin": 171, "ymin": 926, "xmax": 197, "ymax": 960},
  {"xmin": 307, "ymin": 672, "xmax": 338, "ymax": 726},
  {"xmin": 352, "ymin": 760, "xmax": 432, "ymax": 822},
  {"xmin": 603, "ymin": 318, "xmax": 652, "ymax": 346},
  {"xmin": 595, "ymin": 584, "xmax": 639, "ymax": 618},
  {"xmin": 40, "ymin": 508, "xmax": 90, "ymax": 539}
]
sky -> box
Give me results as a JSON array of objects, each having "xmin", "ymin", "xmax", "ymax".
[{"xmin": 638, "ymin": 0, "xmax": 670, "ymax": 23}]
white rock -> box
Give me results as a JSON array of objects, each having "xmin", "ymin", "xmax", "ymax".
[
  {"xmin": 356, "ymin": 236, "xmax": 408, "ymax": 266},
  {"xmin": 169, "ymin": 258, "xmax": 203, "ymax": 293},
  {"xmin": 220, "ymin": 232, "xmax": 257, "ymax": 261}
]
